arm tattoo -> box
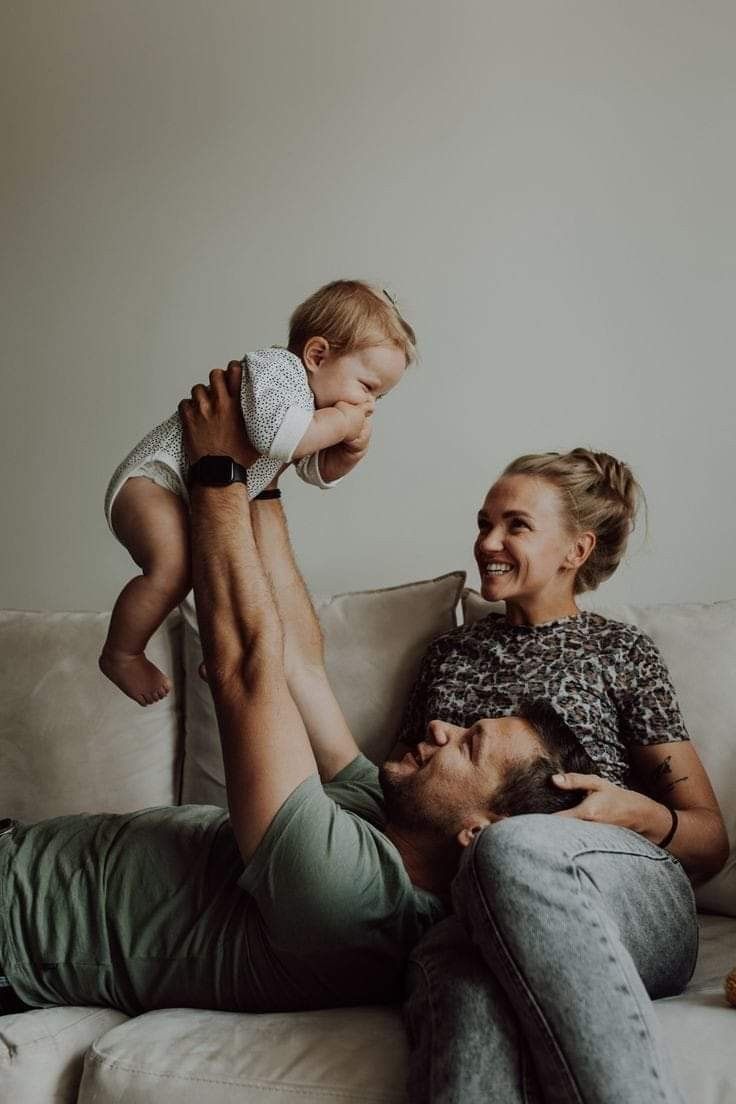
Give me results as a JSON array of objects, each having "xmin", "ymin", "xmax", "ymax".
[{"xmin": 649, "ymin": 755, "xmax": 689, "ymax": 796}]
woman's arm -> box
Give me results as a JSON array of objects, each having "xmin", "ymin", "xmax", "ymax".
[
  {"xmin": 630, "ymin": 741, "xmax": 729, "ymax": 878},
  {"xmin": 581, "ymin": 626, "xmax": 729, "ymax": 879},
  {"xmin": 553, "ymin": 741, "xmax": 729, "ymax": 880}
]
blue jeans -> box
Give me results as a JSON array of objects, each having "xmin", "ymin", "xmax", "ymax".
[{"xmin": 404, "ymin": 815, "xmax": 698, "ymax": 1104}]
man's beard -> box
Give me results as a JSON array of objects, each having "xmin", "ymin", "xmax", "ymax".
[{"xmin": 378, "ymin": 763, "xmax": 459, "ymax": 835}]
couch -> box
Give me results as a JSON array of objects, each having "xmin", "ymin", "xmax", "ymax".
[{"xmin": 1, "ymin": 573, "xmax": 734, "ymax": 1104}]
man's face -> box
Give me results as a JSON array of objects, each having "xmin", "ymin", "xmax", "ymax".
[{"xmin": 379, "ymin": 716, "xmax": 545, "ymax": 837}]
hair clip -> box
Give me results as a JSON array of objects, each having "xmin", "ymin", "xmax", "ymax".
[{"xmin": 382, "ymin": 288, "xmax": 397, "ymax": 306}]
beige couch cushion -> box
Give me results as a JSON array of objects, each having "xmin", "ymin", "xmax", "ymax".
[
  {"xmin": 78, "ymin": 1006, "xmax": 409, "ymax": 1104},
  {"xmin": 180, "ymin": 573, "xmax": 465, "ymax": 806},
  {"xmin": 0, "ymin": 611, "xmax": 183, "ymax": 820},
  {"xmin": 462, "ymin": 591, "xmax": 736, "ymax": 917},
  {"xmin": 73, "ymin": 916, "xmax": 736, "ymax": 1104},
  {"xmin": 0, "ymin": 1005, "xmax": 127, "ymax": 1104}
]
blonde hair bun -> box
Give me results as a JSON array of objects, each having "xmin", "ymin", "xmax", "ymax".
[{"xmin": 503, "ymin": 448, "xmax": 642, "ymax": 594}]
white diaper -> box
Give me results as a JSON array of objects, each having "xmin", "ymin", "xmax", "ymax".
[{"xmin": 105, "ymin": 460, "xmax": 188, "ymax": 540}]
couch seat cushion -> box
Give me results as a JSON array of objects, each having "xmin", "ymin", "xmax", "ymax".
[
  {"xmin": 655, "ymin": 914, "xmax": 736, "ymax": 1104},
  {"xmin": 0, "ymin": 1005, "xmax": 127, "ymax": 1104},
  {"xmin": 71, "ymin": 917, "xmax": 736, "ymax": 1104},
  {"xmin": 78, "ymin": 1005, "xmax": 408, "ymax": 1103},
  {"xmin": 74, "ymin": 917, "xmax": 736, "ymax": 1104}
]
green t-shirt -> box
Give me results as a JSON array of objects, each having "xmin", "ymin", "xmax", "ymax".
[{"xmin": 0, "ymin": 756, "xmax": 444, "ymax": 1015}]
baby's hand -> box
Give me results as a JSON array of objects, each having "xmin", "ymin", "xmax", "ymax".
[
  {"xmin": 317, "ymin": 406, "xmax": 373, "ymax": 483},
  {"xmin": 335, "ymin": 399, "xmax": 372, "ymax": 441}
]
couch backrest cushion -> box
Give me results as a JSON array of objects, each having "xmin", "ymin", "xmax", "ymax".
[
  {"xmin": 179, "ymin": 572, "xmax": 466, "ymax": 807},
  {"xmin": 0, "ymin": 611, "xmax": 183, "ymax": 820},
  {"xmin": 462, "ymin": 590, "xmax": 736, "ymax": 917}
]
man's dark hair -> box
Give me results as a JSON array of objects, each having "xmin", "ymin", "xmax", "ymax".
[{"xmin": 490, "ymin": 699, "xmax": 597, "ymax": 816}]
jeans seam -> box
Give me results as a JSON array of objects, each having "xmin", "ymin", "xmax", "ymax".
[
  {"xmin": 571, "ymin": 860, "xmax": 672, "ymax": 1103},
  {"xmin": 406, "ymin": 954, "xmax": 439, "ymax": 1104},
  {"xmin": 569, "ymin": 841, "xmax": 698, "ymax": 987},
  {"xmin": 467, "ymin": 838, "xmax": 680, "ymax": 1104},
  {"xmin": 467, "ymin": 847, "xmax": 586, "ymax": 1104}
]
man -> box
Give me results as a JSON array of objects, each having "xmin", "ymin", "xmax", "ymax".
[{"xmin": 0, "ymin": 364, "xmax": 590, "ymax": 1018}]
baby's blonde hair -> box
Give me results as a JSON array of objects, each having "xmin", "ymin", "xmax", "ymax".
[
  {"xmin": 288, "ymin": 279, "xmax": 416, "ymax": 364},
  {"xmin": 503, "ymin": 448, "xmax": 642, "ymax": 594}
]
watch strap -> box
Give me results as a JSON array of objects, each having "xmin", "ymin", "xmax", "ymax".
[{"xmin": 187, "ymin": 455, "xmax": 249, "ymax": 489}]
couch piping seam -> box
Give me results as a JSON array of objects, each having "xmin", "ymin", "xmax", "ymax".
[{"xmin": 86, "ymin": 1051, "xmax": 404, "ymax": 1100}]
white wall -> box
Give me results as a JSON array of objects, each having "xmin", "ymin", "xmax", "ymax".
[{"xmin": 1, "ymin": 0, "xmax": 734, "ymax": 610}]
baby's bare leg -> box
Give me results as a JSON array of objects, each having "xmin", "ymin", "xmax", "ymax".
[{"xmin": 100, "ymin": 477, "xmax": 190, "ymax": 706}]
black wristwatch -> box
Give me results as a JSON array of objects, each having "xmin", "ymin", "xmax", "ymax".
[{"xmin": 187, "ymin": 455, "xmax": 249, "ymax": 489}]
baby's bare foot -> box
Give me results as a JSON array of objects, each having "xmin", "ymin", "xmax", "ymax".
[{"xmin": 99, "ymin": 649, "xmax": 171, "ymax": 706}]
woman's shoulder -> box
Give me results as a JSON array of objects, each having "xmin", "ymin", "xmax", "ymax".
[{"xmin": 580, "ymin": 611, "xmax": 666, "ymax": 666}]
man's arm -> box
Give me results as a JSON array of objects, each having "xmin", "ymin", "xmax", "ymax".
[
  {"xmin": 179, "ymin": 366, "xmax": 319, "ymax": 862},
  {"xmin": 251, "ymin": 496, "xmax": 362, "ymax": 781}
]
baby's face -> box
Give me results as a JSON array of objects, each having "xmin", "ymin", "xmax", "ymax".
[{"xmin": 308, "ymin": 343, "xmax": 407, "ymax": 410}]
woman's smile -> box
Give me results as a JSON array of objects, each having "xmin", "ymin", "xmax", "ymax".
[{"xmin": 473, "ymin": 474, "xmax": 589, "ymax": 624}]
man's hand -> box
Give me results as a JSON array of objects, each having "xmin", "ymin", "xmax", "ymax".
[{"xmin": 178, "ymin": 361, "xmax": 259, "ymax": 468}]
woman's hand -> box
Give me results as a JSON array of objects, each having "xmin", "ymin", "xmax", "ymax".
[
  {"xmin": 553, "ymin": 772, "xmax": 673, "ymax": 842},
  {"xmin": 179, "ymin": 361, "xmax": 259, "ymax": 469}
]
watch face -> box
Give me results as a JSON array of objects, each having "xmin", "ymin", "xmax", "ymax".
[{"xmin": 197, "ymin": 456, "xmax": 235, "ymax": 485}]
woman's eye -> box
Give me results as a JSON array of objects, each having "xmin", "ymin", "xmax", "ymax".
[{"xmin": 510, "ymin": 518, "xmax": 529, "ymax": 530}]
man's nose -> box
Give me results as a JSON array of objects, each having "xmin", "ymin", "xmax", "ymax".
[{"xmin": 426, "ymin": 720, "xmax": 450, "ymax": 747}]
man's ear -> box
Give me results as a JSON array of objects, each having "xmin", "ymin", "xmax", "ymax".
[
  {"xmin": 302, "ymin": 335, "xmax": 330, "ymax": 374},
  {"xmin": 456, "ymin": 812, "xmax": 497, "ymax": 849},
  {"xmin": 563, "ymin": 530, "xmax": 596, "ymax": 572}
]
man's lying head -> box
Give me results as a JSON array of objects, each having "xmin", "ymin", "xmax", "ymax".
[{"xmin": 379, "ymin": 700, "xmax": 595, "ymax": 851}]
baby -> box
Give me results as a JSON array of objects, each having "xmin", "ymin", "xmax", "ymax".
[{"xmin": 101, "ymin": 279, "xmax": 415, "ymax": 706}]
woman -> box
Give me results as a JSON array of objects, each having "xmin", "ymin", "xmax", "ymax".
[{"xmin": 400, "ymin": 448, "xmax": 728, "ymax": 1104}]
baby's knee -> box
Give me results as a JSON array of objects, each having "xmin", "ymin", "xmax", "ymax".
[{"xmin": 145, "ymin": 554, "xmax": 191, "ymax": 599}]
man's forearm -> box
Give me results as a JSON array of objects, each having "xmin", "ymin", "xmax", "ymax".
[
  {"xmin": 189, "ymin": 484, "xmax": 318, "ymax": 859},
  {"xmin": 250, "ymin": 499, "xmax": 323, "ymax": 675},
  {"xmin": 251, "ymin": 498, "xmax": 360, "ymax": 780},
  {"xmin": 191, "ymin": 486, "xmax": 281, "ymax": 677}
]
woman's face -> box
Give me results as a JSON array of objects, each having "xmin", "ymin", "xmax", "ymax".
[{"xmin": 474, "ymin": 474, "xmax": 587, "ymax": 616}]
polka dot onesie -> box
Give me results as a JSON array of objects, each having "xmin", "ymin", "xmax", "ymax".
[{"xmin": 104, "ymin": 348, "xmax": 330, "ymax": 532}]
